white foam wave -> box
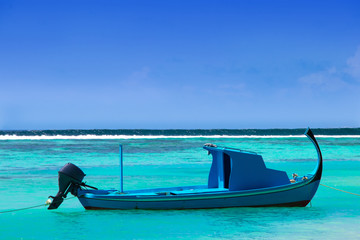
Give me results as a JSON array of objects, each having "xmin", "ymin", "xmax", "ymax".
[{"xmin": 0, "ymin": 134, "xmax": 359, "ymax": 140}]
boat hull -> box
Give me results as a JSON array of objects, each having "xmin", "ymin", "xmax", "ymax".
[{"xmin": 77, "ymin": 180, "xmax": 320, "ymax": 210}]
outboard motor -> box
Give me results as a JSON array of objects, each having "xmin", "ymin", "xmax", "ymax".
[{"xmin": 48, "ymin": 163, "xmax": 96, "ymax": 210}]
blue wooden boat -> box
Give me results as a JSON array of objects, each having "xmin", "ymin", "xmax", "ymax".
[{"xmin": 48, "ymin": 128, "xmax": 322, "ymax": 210}]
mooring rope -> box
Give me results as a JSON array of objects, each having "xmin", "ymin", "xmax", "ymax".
[
  {"xmin": 0, "ymin": 197, "xmax": 76, "ymax": 214},
  {"xmin": 320, "ymin": 183, "xmax": 360, "ymax": 196}
]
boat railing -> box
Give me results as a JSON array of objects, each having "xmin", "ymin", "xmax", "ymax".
[
  {"xmin": 221, "ymin": 146, "xmax": 258, "ymax": 155},
  {"xmin": 204, "ymin": 143, "xmax": 258, "ymax": 155}
]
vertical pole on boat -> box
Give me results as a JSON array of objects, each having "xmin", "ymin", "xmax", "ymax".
[{"xmin": 119, "ymin": 144, "xmax": 123, "ymax": 193}]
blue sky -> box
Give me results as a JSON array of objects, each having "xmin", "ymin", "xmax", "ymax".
[{"xmin": 0, "ymin": 0, "xmax": 359, "ymax": 130}]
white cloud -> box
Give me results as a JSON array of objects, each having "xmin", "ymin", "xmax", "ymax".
[
  {"xmin": 298, "ymin": 67, "xmax": 347, "ymax": 91},
  {"xmin": 299, "ymin": 46, "xmax": 360, "ymax": 91},
  {"xmin": 122, "ymin": 67, "xmax": 151, "ymax": 86},
  {"xmin": 203, "ymin": 82, "xmax": 252, "ymax": 98},
  {"xmin": 219, "ymin": 83, "xmax": 246, "ymax": 91},
  {"xmin": 346, "ymin": 46, "xmax": 360, "ymax": 80}
]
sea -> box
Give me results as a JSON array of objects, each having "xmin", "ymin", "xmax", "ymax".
[{"xmin": 0, "ymin": 128, "xmax": 359, "ymax": 239}]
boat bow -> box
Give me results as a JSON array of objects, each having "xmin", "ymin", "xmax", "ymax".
[{"xmin": 305, "ymin": 128, "xmax": 323, "ymax": 182}]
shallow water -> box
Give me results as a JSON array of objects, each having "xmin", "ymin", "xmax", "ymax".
[{"xmin": 1, "ymin": 136, "xmax": 360, "ymax": 239}]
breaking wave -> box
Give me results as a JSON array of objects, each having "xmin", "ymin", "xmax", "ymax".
[{"xmin": 0, "ymin": 128, "xmax": 359, "ymax": 140}]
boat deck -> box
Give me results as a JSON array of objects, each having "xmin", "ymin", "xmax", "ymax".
[
  {"xmin": 78, "ymin": 175, "xmax": 314, "ymax": 198},
  {"xmin": 118, "ymin": 185, "xmax": 230, "ymax": 196},
  {"xmin": 79, "ymin": 185, "xmax": 230, "ymax": 197}
]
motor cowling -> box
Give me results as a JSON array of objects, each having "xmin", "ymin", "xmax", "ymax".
[{"xmin": 48, "ymin": 163, "xmax": 85, "ymax": 210}]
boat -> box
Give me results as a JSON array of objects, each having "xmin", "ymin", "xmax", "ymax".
[{"xmin": 47, "ymin": 128, "xmax": 322, "ymax": 210}]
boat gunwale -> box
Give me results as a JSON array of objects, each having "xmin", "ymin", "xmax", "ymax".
[{"xmin": 78, "ymin": 177, "xmax": 319, "ymax": 202}]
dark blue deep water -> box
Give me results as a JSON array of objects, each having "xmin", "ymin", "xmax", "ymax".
[{"xmin": 1, "ymin": 128, "xmax": 360, "ymax": 136}]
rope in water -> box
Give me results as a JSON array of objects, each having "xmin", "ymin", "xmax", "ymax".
[
  {"xmin": 320, "ymin": 183, "xmax": 360, "ymax": 196},
  {"xmin": 0, "ymin": 197, "xmax": 76, "ymax": 214}
]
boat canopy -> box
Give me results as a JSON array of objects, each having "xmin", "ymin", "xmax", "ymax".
[{"xmin": 204, "ymin": 146, "xmax": 290, "ymax": 191}]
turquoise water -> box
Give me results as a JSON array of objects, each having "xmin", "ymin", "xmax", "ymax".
[{"xmin": 1, "ymin": 134, "xmax": 360, "ymax": 239}]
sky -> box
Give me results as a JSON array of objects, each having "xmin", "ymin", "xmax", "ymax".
[{"xmin": 0, "ymin": 0, "xmax": 360, "ymax": 130}]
